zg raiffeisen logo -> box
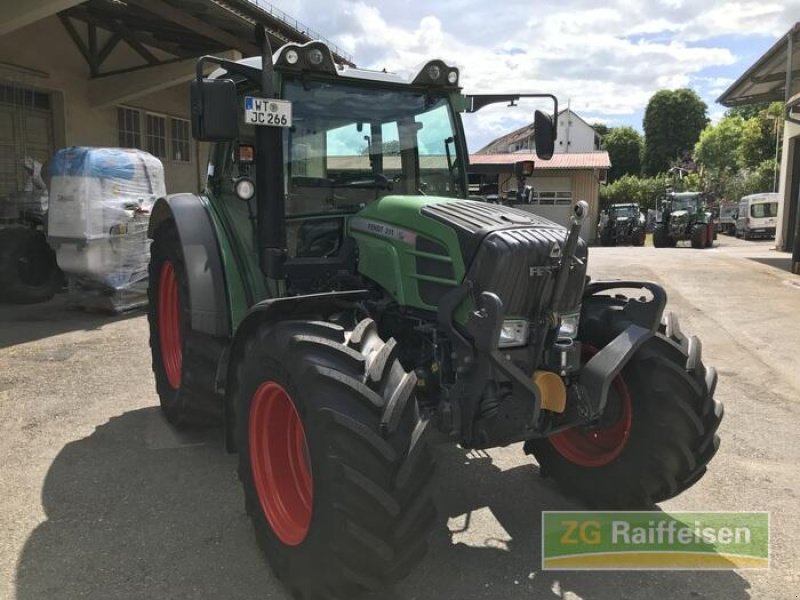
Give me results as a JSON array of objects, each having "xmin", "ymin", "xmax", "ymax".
[{"xmin": 541, "ymin": 512, "xmax": 769, "ymax": 570}]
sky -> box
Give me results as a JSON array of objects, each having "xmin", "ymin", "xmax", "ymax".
[{"xmin": 271, "ymin": 0, "xmax": 800, "ymax": 152}]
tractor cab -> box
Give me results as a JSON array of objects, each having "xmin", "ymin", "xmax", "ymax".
[{"xmin": 190, "ymin": 36, "xmax": 558, "ymax": 298}]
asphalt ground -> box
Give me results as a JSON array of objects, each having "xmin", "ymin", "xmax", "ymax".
[{"xmin": 1, "ymin": 234, "xmax": 798, "ymax": 600}]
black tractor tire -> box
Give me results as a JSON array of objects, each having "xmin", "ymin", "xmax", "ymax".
[
  {"xmin": 233, "ymin": 318, "xmax": 437, "ymax": 599},
  {"xmin": 600, "ymin": 232, "xmax": 615, "ymax": 247},
  {"xmin": 705, "ymin": 224, "xmax": 715, "ymax": 248},
  {"xmin": 524, "ymin": 313, "xmax": 722, "ymax": 508},
  {"xmin": 652, "ymin": 227, "xmax": 670, "ymax": 248},
  {"xmin": 691, "ymin": 226, "xmax": 706, "ymax": 249},
  {"xmin": 0, "ymin": 227, "xmax": 61, "ymax": 304},
  {"xmin": 631, "ymin": 228, "xmax": 645, "ymax": 247},
  {"xmin": 147, "ymin": 220, "xmax": 220, "ymax": 427}
]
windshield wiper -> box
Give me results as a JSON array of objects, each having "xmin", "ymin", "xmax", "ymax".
[{"xmin": 329, "ymin": 174, "xmax": 393, "ymax": 190}]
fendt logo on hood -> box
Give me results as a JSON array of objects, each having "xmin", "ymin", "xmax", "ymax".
[{"xmin": 529, "ymin": 243, "xmax": 561, "ymax": 277}]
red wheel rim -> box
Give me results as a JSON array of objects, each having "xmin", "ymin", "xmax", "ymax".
[
  {"xmin": 549, "ymin": 345, "xmax": 633, "ymax": 467},
  {"xmin": 249, "ymin": 381, "xmax": 313, "ymax": 546},
  {"xmin": 158, "ymin": 261, "xmax": 182, "ymax": 389}
]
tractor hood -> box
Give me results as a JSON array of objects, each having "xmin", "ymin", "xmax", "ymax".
[
  {"xmin": 671, "ymin": 209, "xmax": 690, "ymax": 220},
  {"xmin": 348, "ymin": 195, "xmax": 587, "ymax": 318}
]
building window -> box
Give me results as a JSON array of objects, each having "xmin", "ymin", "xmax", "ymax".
[
  {"xmin": 170, "ymin": 117, "xmax": 190, "ymax": 162},
  {"xmin": 531, "ymin": 190, "xmax": 573, "ymax": 206},
  {"xmin": 117, "ymin": 107, "xmax": 141, "ymax": 149},
  {"xmin": 145, "ymin": 113, "xmax": 167, "ymax": 158}
]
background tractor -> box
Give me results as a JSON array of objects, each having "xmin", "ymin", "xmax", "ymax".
[
  {"xmin": 147, "ymin": 27, "xmax": 723, "ymax": 599},
  {"xmin": 653, "ymin": 191, "xmax": 716, "ymax": 248},
  {"xmin": 598, "ymin": 203, "xmax": 645, "ymax": 246}
]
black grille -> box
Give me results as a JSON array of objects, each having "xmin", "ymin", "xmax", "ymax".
[{"xmin": 467, "ymin": 227, "xmax": 588, "ymax": 317}]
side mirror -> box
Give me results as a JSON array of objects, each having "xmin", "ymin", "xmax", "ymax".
[
  {"xmin": 191, "ymin": 78, "xmax": 239, "ymax": 141},
  {"xmin": 534, "ymin": 110, "xmax": 555, "ymax": 160}
]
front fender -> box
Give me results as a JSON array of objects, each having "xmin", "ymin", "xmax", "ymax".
[
  {"xmin": 578, "ymin": 281, "xmax": 667, "ymax": 418},
  {"xmin": 219, "ymin": 289, "xmax": 369, "ymax": 452}
]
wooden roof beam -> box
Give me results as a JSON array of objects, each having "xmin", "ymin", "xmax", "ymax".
[{"xmin": 126, "ymin": 0, "xmax": 259, "ymax": 56}]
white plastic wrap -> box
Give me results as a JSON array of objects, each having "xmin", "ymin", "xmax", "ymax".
[{"xmin": 47, "ymin": 147, "xmax": 165, "ymax": 311}]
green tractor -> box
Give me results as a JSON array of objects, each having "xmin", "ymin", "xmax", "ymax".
[
  {"xmin": 147, "ymin": 29, "xmax": 723, "ymax": 598},
  {"xmin": 597, "ymin": 203, "xmax": 645, "ymax": 246},
  {"xmin": 653, "ymin": 191, "xmax": 716, "ymax": 248}
]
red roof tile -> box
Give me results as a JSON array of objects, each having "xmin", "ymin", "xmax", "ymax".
[{"xmin": 469, "ymin": 152, "xmax": 611, "ymax": 170}]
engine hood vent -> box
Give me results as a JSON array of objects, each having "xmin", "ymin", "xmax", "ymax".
[{"xmin": 422, "ymin": 200, "xmax": 565, "ymax": 267}]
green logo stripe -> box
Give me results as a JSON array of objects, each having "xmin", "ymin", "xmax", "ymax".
[{"xmin": 542, "ymin": 511, "xmax": 769, "ymax": 570}]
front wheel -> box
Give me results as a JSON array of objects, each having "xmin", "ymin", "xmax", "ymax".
[
  {"xmin": 691, "ymin": 226, "xmax": 706, "ymax": 248},
  {"xmin": 652, "ymin": 227, "xmax": 671, "ymax": 248},
  {"xmin": 233, "ymin": 318, "xmax": 437, "ymax": 598},
  {"xmin": 525, "ymin": 314, "xmax": 722, "ymax": 508}
]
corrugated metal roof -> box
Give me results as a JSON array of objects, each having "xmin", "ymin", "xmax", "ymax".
[
  {"xmin": 717, "ymin": 23, "xmax": 800, "ymax": 107},
  {"xmin": 469, "ymin": 152, "xmax": 611, "ymax": 170}
]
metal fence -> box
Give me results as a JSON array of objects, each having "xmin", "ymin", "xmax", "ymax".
[{"xmin": 245, "ymin": 0, "xmax": 353, "ymax": 63}]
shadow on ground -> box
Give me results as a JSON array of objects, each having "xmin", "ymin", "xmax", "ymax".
[
  {"xmin": 747, "ymin": 255, "xmax": 794, "ymax": 274},
  {"xmin": 0, "ymin": 296, "xmax": 142, "ymax": 349},
  {"xmin": 16, "ymin": 409, "xmax": 751, "ymax": 600}
]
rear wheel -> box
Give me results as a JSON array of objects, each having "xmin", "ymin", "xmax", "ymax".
[
  {"xmin": 234, "ymin": 318, "xmax": 437, "ymax": 599},
  {"xmin": 525, "ymin": 313, "xmax": 722, "ymax": 508},
  {"xmin": 0, "ymin": 227, "xmax": 61, "ymax": 304},
  {"xmin": 147, "ymin": 221, "xmax": 220, "ymax": 426},
  {"xmin": 705, "ymin": 224, "xmax": 714, "ymax": 247}
]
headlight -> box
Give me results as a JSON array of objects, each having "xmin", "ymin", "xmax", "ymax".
[
  {"xmin": 285, "ymin": 49, "xmax": 299, "ymax": 65},
  {"xmin": 498, "ymin": 319, "xmax": 529, "ymax": 348},
  {"xmin": 307, "ymin": 48, "xmax": 324, "ymax": 66},
  {"xmin": 558, "ymin": 311, "xmax": 580, "ymax": 339}
]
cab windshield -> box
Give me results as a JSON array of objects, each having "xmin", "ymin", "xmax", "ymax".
[
  {"xmin": 282, "ymin": 79, "xmax": 464, "ymax": 215},
  {"xmin": 609, "ymin": 205, "xmax": 639, "ymax": 218},
  {"xmin": 670, "ymin": 194, "xmax": 703, "ymax": 212}
]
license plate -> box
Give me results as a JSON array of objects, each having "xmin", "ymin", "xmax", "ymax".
[{"xmin": 244, "ymin": 97, "xmax": 292, "ymax": 127}]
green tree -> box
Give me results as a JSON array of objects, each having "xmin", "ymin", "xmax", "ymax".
[
  {"xmin": 599, "ymin": 174, "xmax": 668, "ymax": 211},
  {"xmin": 738, "ymin": 102, "xmax": 783, "ymax": 170},
  {"xmin": 591, "ymin": 122, "xmax": 610, "ymax": 137},
  {"xmin": 603, "ymin": 126, "xmax": 643, "ymax": 182},
  {"xmin": 725, "ymin": 103, "xmax": 769, "ymax": 120},
  {"xmin": 642, "ymin": 89, "xmax": 709, "ymax": 176},
  {"xmin": 694, "ymin": 115, "xmax": 746, "ymax": 174}
]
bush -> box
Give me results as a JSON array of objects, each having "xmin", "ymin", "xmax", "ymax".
[{"xmin": 600, "ymin": 174, "xmax": 669, "ymax": 211}]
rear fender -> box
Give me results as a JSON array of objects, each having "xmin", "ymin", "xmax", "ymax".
[{"xmin": 149, "ymin": 194, "xmax": 230, "ymax": 337}]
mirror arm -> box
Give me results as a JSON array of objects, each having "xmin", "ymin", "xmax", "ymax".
[
  {"xmin": 465, "ymin": 93, "xmax": 558, "ymax": 138},
  {"xmin": 194, "ymin": 55, "xmax": 262, "ymax": 87}
]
